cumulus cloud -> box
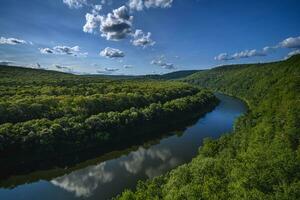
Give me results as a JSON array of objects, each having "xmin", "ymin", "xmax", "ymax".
[
  {"xmin": 99, "ymin": 6, "xmax": 133, "ymax": 40},
  {"xmin": 54, "ymin": 45, "xmax": 80, "ymax": 55},
  {"xmin": 129, "ymin": 0, "xmax": 173, "ymax": 11},
  {"xmin": 83, "ymin": 5, "xmax": 103, "ymax": 33},
  {"xmin": 83, "ymin": 13, "xmax": 101, "ymax": 33},
  {"xmin": 40, "ymin": 45, "xmax": 87, "ymax": 57},
  {"xmin": 128, "ymin": 0, "xmax": 144, "ymax": 11},
  {"xmin": 151, "ymin": 55, "xmax": 176, "ymax": 70},
  {"xmin": 131, "ymin": 29, "xmax": 155, "ymax": 48},
  {"xmin": 214, "ymin": 53, "xmax": 233, "ymax": 61},
  {"xmin": 280, "ymin": 36, "xmax": 300, "ymax": 49},
  {"xmin": 145, "ymin": 0, "xmax": 173, "ymax": 8},
  {"xmin": 100, "ymin": 47, "xmax": 124, "ymax": 58},
  {"xmin": 152, "ymin": 60, "xmax": 175, "ymax": 69},
  {"xmin": 0, "ymin": 37, "xmax": 27, "ymax": 45},
  {"xmin": 286, "ymin": 49, "xmax": 300, "ymax": 59},
  {"xmin": 92, "ymin": 5, "xmax": 102, "ymax": 13},
  {"xmin": 40, "ymin": 48, "xmax": 54, "ymax": 54},
  {"xmin": 63, "ymin": 0, "xmax": 87, "ymax": 9},
  {"xmin": 215, "ymin": 49, "xmax": 267, "ymax": 61},
  {"xmin": 232, "ymin": 49, "xmax": 266, "ymax": 59},
  {"xmin": 215, "ymin": 35, "xmax": 300, "ymax": 61}
]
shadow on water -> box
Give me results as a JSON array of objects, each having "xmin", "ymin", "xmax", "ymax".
[{"xmin": 0, "ymin": 93, "xmax": 247, "ymax": 200}]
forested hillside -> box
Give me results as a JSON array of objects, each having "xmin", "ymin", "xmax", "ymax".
[
  {"xmin": 144, "ymin": 70, "xmax": 200, "ymax": 80},
  {"xmin": 115, "ymin": 55, "xmax": 300, "ymax": 199},
  {"xmin": 0, "ymin": 66, "xmax": 217, "ymax": 158},
  {"xmin": 85, "ymin": 70, "xmax": 200, "ymax": 80}
]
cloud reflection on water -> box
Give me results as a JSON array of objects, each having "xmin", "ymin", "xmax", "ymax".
[
  {"xmin": 51, "ymin": 162, "xmax": 113, "ymax": 197},
  {"xmin": 51, "ymin": 146, "xmax": 177, "ymax": 198}
]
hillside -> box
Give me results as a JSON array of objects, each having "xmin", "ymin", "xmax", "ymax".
[
  {"xmin": 0, "ymin": 65, "xmax": 217, "ymax": 165},
  {"xmin": 0, "ymin": 65, "xmax": 199, "ymax": 81},
  {"xmin": 144, "ymin": 70, "xmax": 200, "ymax": 80},
  {"xmin": 85, "ymin": 70, "xmax": 200, "ymax": 80},
  {"xmin": 115, "ymin": 55, "xmax": 300, "ymax": 199},
  {"xmin": 0, "ymin": 65, "xmax": 73, "ymax": 81}
]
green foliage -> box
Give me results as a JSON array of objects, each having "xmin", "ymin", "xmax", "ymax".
[
  {"xmin": 0, "ymin": 66, "xmax": 217, "ymax": 155},
  {"xmin": 115, "ymin": 55, "xmax": 300, "ymax": 199},
  {"xmin": 143, "ymin": 70, "xmax": 200, "ymax": 80}
]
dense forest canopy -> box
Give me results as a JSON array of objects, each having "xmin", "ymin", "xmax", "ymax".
[
  {"xmin": 115, "ymin": 55, "xmax": 300, "ymax": 199},
  {"xmin": 0, "ymin": 66, "xmax": 217, "ymax": 157}
]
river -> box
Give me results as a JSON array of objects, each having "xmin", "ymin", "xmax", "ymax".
[{"xmin": 0, "ymin": 93, "xmax": 247, "ymax": 200}]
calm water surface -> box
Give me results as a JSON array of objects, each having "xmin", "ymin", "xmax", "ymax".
[{"xmin": 0, "ymin": 93, "xmax": 247, "ymax": 200}]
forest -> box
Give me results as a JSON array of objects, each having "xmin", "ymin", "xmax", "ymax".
[
  {"xmin": 0, "ymin": 66, "xmax": 218, "ymax": 157},
  {"xmin": 115, "ymin": 55, "xmax": 300, "ymax": 199}
]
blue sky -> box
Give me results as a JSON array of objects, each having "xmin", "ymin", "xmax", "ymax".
[{"xmin": 0, "ymin": 0, "xmax": 300, "ymax": 75}]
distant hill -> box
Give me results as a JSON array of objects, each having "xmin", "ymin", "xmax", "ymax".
[
  {"xmin": 144, "ymin": 70, "xmax": 201, "ymax": 80},
  {"xmin": 0, "ymin": 65, "xmax": 200, "ymax": 80},
  {"xmin": 0, "ymin": 65, "xmax": 73, "ymax": 83},
  {"xmin": 86, "ymin": 70, "xmax": 201, "ymax": 80}
]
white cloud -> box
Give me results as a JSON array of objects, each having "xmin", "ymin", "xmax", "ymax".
[
  {"xmin": 286, "ymin": 49, "xmax": 300, "ymax": 58},
  {"xmin": 63, "ymin": 0, "xmax": 87, "ymax": 9},
  {"xmin": 232, "ymin": 49, "xmax": 266, "ymax": 59},
  {"xmin": 83, "ymin": 5, "xmax": 102, "ymax": 34},
  {"xmin": 280, "ymin": 36, "xmax": 300, "ymax": 49},
  {"xmin": 40, "ymin": 45, "xmax": 87, "ymax": 57},
  {"xmin": 128, "ymin": 0, "xmax": 144, "ymax": 11},
  {"xmin": 92, "ymin": 5, "xmax": 102, "ymax": 13},
  {"xmin": 214, "ymin": 53, "xmax": 233, "ymax": 61},
  {"xmin": 83, "ymin": 13, "xmax": 101, "ymax": 33},
  {"xmin": 144, "ymin": 0, "xmax": 173, "ymax": 8},
  {"xmin": 161, "ymin": 63, "xmax": 175, "ymax": 69},
  {"xmin": 215, "ymin": 35, "xmax": 300, "ymax": 61},
  {"xmin": 0, "ymin": 37, "xmax": 27, "ymax": 45},
  {"xmin": 151, "ymin": 55, "xmax": 176, "ymax": 70},
  {"xmin": 262, "ymin": 46, "xmax": 277, "ymax": 53},
  {"xmin": 51, "ymin": 162, "xmax": 113, "ymax": 197},
  {"xmin": 128, "ymin": 0, "xmax": 173, "ymax": 11},
  {"xmin": 40, "ymin": 48, "xmax": 54, "ymax": 54},
  {"xmin": 131, "ymin": 29, "xmax": 155, "ymax": 48},
  {"xmin": 100, "ymin": 47, "xmax": 125, "ymax": 58},
  {"xmin": 54, "ymin": 45, "xmax": 80, "ymax": 54},
  {"xmin": 99, "ymin": 6, "xmax": 133, "ymax": 40},
  {"xmin": 215, "ymin": 49, "xmax": 267, "ymax": 61}
]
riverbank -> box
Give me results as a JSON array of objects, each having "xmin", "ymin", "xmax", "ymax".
[
  {"xmin": 115, "ymin": 55, "xmax": 300, "ymax": 200},
  {"xmin": 0, "ymin": 94, "xmax": 247, "ymax": 200}
]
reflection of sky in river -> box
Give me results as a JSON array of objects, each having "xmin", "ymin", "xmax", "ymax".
[{"xmin": 51, "ymin": 146, "xmax": 181, "ymax": 198}]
